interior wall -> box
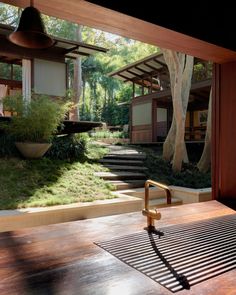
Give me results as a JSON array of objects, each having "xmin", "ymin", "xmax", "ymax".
[{"xmin": 213, "ymin": 62, "xmax": 236, "ymax": 200}]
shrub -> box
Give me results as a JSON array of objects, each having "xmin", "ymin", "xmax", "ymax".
[
  {"xmin": 90, "ymin": 130, "xmax": 128, "ymax": 139},
  {"xmin": 1, "ymin": 94, "xmax": 71, "ymax": 143},
  {"xmin": 45, "ymin": 134, "xmax": 87, "ymax": 161},
  {"xmin": 0, "ymin": 134, "xmax": 19, "ymax": 157},
  {"xmin": 144, "ymin": 148, "xmax": 211, "ymax": 189}
]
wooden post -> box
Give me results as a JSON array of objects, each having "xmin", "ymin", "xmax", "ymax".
[
  {"xmin": 152, "ymin": 99, "xmax": 157, "ymax": 142},
  {"xmin": 22, "ymin": 59, "xmax": 31, "ymax": 104}
]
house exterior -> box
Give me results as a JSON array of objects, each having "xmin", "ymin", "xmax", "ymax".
[
  {"xmin": 109, "ymin": 53, "xmax": 211, "ymax": 144},
  {"xmin": 0, "ymin": 23, "xmax": 108, "ymax": 116},
  {"xmin": 1, "ymin": 0, "xmax": 236, "ymax": 212}
]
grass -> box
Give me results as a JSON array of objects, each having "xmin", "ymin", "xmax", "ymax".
[
  {"xmin": 0, "ymin": 143, "xmax": 114, "ymax": 209},
  {"xmin": 90, "ymin": 130, "xmax": 128, "ymax": 139},
  {"xmin": 142, "ymin": 147, "xmax": 211, "ymax": 189}
]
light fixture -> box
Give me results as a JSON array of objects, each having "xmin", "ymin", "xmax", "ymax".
[{"xmin": 8, "ymin": 0, "xmax": 54, "ymax": 49}]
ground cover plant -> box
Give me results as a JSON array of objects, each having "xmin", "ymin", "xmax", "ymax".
[{"xmin": 0, "ymin": 141, "xmax": 114, "ymax": 209}]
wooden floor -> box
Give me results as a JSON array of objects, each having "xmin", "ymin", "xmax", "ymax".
[{"xmin": 0, "ymin": 201, "xmax": 235, "ymax": 295}]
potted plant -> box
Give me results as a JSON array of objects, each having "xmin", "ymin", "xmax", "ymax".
[{"xmin": 0, "ymin": 94, "xmax": 70, "ymax": 158}]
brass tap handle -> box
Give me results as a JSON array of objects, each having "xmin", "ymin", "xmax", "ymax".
[
  {"xmin": 143, "ymin": 180, "xmax": 171, "ymax": 231},
  {"xmin": 142, "ymin": 208, "xmax": 161, "ymax": 220}
]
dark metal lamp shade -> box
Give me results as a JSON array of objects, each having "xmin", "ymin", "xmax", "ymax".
[{"xmin": 8, "ymin": 6, "xmax": 54, "ymax": 49}]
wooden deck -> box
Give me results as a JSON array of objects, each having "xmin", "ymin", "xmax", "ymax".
[{"xmin": 0, "ymin": 201, "xmax": 235, "ymax": 295}]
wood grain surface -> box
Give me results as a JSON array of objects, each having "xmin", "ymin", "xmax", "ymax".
[{"xmin": 0, "ymin": 201, "xmax": 235, "ymax": 295}]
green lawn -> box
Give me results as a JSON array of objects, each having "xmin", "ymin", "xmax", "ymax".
[{"xmin": 0, "ymin": 143, "xmax": 114, "ymax": 209}]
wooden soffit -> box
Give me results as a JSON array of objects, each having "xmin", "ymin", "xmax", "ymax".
[{"xmin": 2, "ymin": 0, "xmax": 236, "ymax": 63}]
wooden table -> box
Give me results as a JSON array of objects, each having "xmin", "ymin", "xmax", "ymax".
[{"xmin": 0, "ymin": 201, "xmax": 235, "ymax": 295}]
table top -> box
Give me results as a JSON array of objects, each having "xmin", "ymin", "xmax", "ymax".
[{"xmin": 0, "ymin": 200, "xmax": 235, "ymax": 295}]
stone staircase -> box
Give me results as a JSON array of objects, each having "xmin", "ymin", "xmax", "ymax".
[
  {"xmin": 95, "ymin": 144, "xmax": 182, "ymax": 209},
  {"xmin": 95, "ymin": 145, "xmax": 147, "ymax": 190}
]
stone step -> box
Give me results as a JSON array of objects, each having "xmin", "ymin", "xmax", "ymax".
[
  {"xmin": 104, "ymin": 154, "xmax": 146, "ymax": 160},
  {"xmin": 149, "ymin": 197, "xmax": 182, "ymax": 208},
  {"xmin": 107, "ymin": 147, "xmax": 143, "ymax": 153},
  {"xmin": 95, "ymin": 171, "xmax": 146, "ymax": 180},
  {"xmin": 99, "ymin": 159, "xmax": 144, "ymax": 166},
  {"xmin": 104, "ymin": 165, "xmax": 148, "ymax": 171},
  {"xmin": 108, "ymin": 180, "xmax": 146, "ymax": 190}
]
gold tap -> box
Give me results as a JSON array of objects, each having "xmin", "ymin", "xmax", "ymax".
[
  {"xmin": 142, "ymin": 180, "xmax": 172, "ymax": 231},
  {"xmin": 142, "ymin": 208, "xmax": 161, "ymax": 227}
]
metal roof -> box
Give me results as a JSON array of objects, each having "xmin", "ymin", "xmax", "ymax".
[
  {"xmin": 0, "ymin": 23, "xmax": 108, "ymax": 63},
  {"xmin": 108, "ymin": 52, "xmax": 169, "ymax": 89},
  {"xmin": 51, "ymin": 35, "xmax": 108, "ymax": 58}
]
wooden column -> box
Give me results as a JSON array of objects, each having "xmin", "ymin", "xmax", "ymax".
[
  {"xmin": 212, "ymin": 61, "xmax": 236, "ymax": 201},
  {"xmin": 152, "ymin": 99, "xmax": 157, "ymax": 142},
  {"xmin": 22, "ymin": 59, "xmax": 31, "ymax": 103},
  {"xmin": 150, "ymin": 74, "xmax": 153, "ymax": 94},
  {"xmin": 130, "ymin": 82, "xmax": 135, "ymax": 143},
  {"xmin": 129, "ymin": 102, "xmax": 133, "ymax": 143}
]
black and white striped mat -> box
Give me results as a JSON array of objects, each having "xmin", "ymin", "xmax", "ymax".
[{"xmin": 95, "ymin": 213, "xmax": 236, "ymax": 292}]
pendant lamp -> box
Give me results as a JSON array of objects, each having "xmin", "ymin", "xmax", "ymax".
[{"xmin": 8, "ymin": 0, "xmax": 54, "ymax": 49}]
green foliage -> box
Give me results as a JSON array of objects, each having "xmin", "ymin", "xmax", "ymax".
[
  {"xmin": 0, "ymin": 63, "xmax": 22, "ymax": 80},
  {"xmin": 90, "ymin": 130, "xmax": 128, "ymax": 139},
  {"xmin": 193, "ymin": 61, "xmax": 212, "ymax": 81},
  {"xmin": 0, "ymin": 3, "xmax": 158, "ymax": 125},
  {"xmin": 0, "ymin": 4, "xmax": 19, "ymax": 26},
  {"xmin": 144, "ymin": 148, "xmax": 211, "ymax": 189},
  {"xmin": 1, "ymin": 94, "xmax": 71, "ymax": 143},
  {"xmin": 101, "ymin": 100, "xmax": 129, "ymax": 126},
  {"xmin": 0, "ymin": 134, "xmax": 19, "ymax": 157},
  {"xmin": 0, "ymin": 146, "xmax": 113, "ymax": 209},
  {"xmin": 46, "ymin": 134, "xmax": 87, "ymax": 161},
  {"xmin": 86, "ymin": 141, "xmax": 109, "ymax": 160}
]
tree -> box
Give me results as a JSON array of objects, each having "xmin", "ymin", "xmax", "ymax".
[
  {"xmin": 197, "ymin": 88, "xmax": 212, "ymax": 172},
  {"xmin": 70, "ymin": 24, "xmax": 83, "ymax": 121},
  {"xmin": 162, "ymin": 49, "xmax": 194, "ymax": 172},
  {"xmin": 0, "ymin": 4, "xmax": 157, "ymax": 125}
]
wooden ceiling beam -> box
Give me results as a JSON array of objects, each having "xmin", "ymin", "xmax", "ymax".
[{"xmin": 1, "ymin": 0, "xmax": 236, "ymax": 63}]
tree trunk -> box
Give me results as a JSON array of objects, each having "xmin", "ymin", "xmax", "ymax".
[
  {"xmin": 197, "ymin": 88, "xmax": 212, "ymax": 172},
  {"xmin": 71, "ymin": 24, "xmax": 83, "ymax": 121},
  {"xmin": 163, "ymin": 120, "xmax": 176, "ymax": 161},
  {"xmin": 171, "ymin": 51, "xmax": 185, "ymax": 172},
  {"xmin": 0, "ymin": 85, "xmax": 8, "ymax": 116},
  {"xmin": 180, "ymin": 54, "xmax": 194, "ymax": 163},
  {"xmin": 162, "ymin": 49, "xmax": 194, "ymax": 171},
  {"xmin": 162, "ymin": 50, "xmax": 176, "ymax": 162},
  {"xmin": 81, "ymin": 79, "xmax": 86, "ymax": 118}
]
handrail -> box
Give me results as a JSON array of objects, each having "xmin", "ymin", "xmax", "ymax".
[{"xmin": 144, "ymin": 179, "xmax": 171, "ymax": 211}]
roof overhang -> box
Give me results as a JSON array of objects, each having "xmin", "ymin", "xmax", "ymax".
[
  {"xmin": 0, "ymin": 23, "xmax": 108, "ymax": 63},
  {"xmin": 108, "ymin": 52, "xmax": 167, "ymax": 89}
]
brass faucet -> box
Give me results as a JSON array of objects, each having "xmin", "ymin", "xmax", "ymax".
[{"xmin": 142, "ymin": 180, "xmax": 172, "ymax": 234}]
